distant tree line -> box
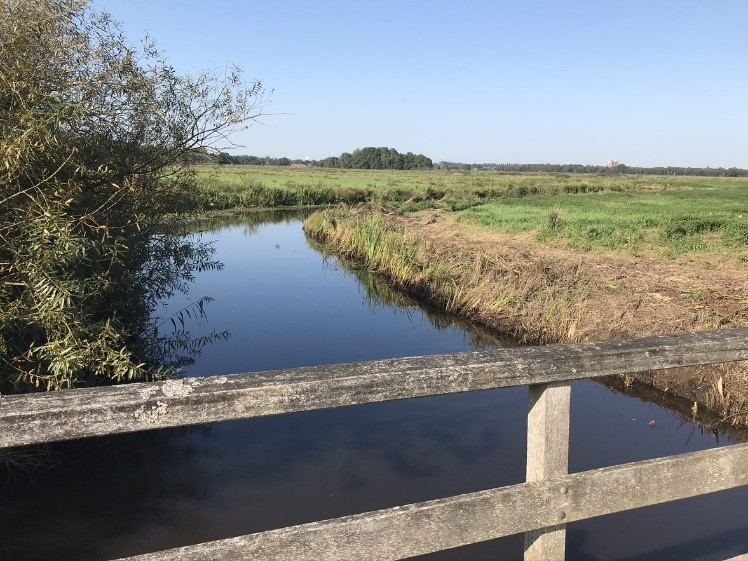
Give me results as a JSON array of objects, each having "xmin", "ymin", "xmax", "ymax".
[
  {"xmin": 188, "ymin": 148, "xmax": 746, "ymax": 177},
  {"xmin": 187, "ymin": 149, "xmax": 304, "ymax": 167},
  {"xmin": 319, "ymin": 147, "xmax": 433, "ymax": 170},
  {"xmin": 189, "ymin": 146, "xmax": 433, "ymax": 170},
  {"xmin": 434, "ymin": 162, "xmax": 748, "ymax": 177}
]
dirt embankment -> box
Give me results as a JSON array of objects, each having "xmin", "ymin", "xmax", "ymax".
[
  {"xmin": 402, "ymin": 210, "xmax": 748, "ymax": 427},
  {"xmin": 309, "ymin": 207, "xmax": 748, "ymax": 428}
]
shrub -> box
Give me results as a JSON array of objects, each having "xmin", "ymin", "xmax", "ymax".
[{"xmin": 0, "ymin": 0, "xmax": 264, "ymax": 391}]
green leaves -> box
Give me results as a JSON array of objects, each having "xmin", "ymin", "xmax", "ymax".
[{"xmin": 1, "ymin": 0, "xmax": 263, "ymax": 392}]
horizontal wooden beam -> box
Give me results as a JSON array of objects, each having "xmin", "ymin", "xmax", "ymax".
[
  {"xmin": 2, "ymin": 328, "xmax": 748, "ymax": 448},
  {"xmin": 111, "ymin": 443, "xmax": 748, "ymax": 561}
]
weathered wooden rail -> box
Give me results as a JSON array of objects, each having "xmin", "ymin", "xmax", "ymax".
[{"xmin": 2, "ymin": 328, "xmax": 748, "ymax": 560}]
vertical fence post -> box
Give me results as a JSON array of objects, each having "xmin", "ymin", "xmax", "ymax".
[{"xmin": 524, "ymin": 381, "xmax": 572, "ymax": 561}]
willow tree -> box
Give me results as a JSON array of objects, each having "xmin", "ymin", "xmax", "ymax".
[{"xmin": 0, "ymin": 0, "xmax": 265, "ymax": 392}]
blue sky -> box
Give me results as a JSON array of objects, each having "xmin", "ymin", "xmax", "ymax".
[{"xmin": 94, "ymin": 0, "xmax": 747, "ymax": 167}]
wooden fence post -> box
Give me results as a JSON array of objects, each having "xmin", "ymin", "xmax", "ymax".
[{"xmin": 524, "ymin": 382, "xmax": 571, "ymax": 561}]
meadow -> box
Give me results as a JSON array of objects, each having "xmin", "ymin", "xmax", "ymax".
[
  {"xmin": 458, "ymin": 182, "xmax": 748, "ymax": 256},
  {"xmin": 196, "ymin": 165, "xmax": 748, "ymax": 257}
]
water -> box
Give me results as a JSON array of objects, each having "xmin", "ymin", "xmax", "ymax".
[{"xmin": 2, "ymin": 214, "xmax": 747, "ymax": 561}]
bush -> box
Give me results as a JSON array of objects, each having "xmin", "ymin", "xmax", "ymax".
[{"xmin": 0, "ymin": 0, "xmax": 264, "ymax": 391}]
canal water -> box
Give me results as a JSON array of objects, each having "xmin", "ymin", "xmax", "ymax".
[{"xmin": 2, "ymin": 213, "xmax": 747, "ymax": 561}]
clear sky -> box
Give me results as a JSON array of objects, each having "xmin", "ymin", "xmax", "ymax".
[{"xmin": 94, "ymin": 0, "xmax": 747, "ymax": 167}]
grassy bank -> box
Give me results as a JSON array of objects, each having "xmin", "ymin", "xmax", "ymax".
[
  {"xmin": 304, "ymin": 208, "xmax": 592, "ymax": 345},
  {"xmin": 305, "ymin": 207, "xmax": 748, "ymax": 428},
  {"xmin": 304, "ymin": 210, "xmax": 463, "ymax": 312}
]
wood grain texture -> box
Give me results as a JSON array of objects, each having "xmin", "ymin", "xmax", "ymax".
[
  {"xmin": 524, "ymin": 383, "xmax": 571, "ymax": 561},
  {"xmin": 2, "ymin": 328, "xmax": 748, "ymax": 448},
  {"xmin": 111, "ymin": 443, "xmax": 748, "ymax": 561}
]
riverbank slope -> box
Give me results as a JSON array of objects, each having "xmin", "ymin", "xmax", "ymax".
[{"xmin": 305, "ymin": 207, "xmax": 748, "ymax": 428}]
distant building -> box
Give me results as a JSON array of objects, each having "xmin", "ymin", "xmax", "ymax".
[{"xmin": 606, "ymin": 159, "xmax": 620, "ymax": 168}]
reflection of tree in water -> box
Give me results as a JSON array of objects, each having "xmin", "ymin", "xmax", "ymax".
[
  {"xmin": 145, "ymin": 296, "xmax": 230, "ymax": 372},
  {"xmin": 109, "ymin": 228, "xmax": 231, "ymax": 375},
  {"xmin": 148, "ymin": 210, "xmax": 319, "ymax": 370}
]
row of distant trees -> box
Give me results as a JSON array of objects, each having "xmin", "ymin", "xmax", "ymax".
[
  {"xmin": 191, "ymin": 147, "xmax": 433, "ymax": 170},
  {"xmin": 435, "ymin": 162, "xmax": 748, "ymax": 177},
  {"xmin": 187, "ymin": 150, "xmax": 303, "ymax": 166},
  {"xmin": 192, "ymin": 149, "xmax": 747, "ymax": 177}
]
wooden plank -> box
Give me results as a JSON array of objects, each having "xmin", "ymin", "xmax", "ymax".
[
  {"xmin": 111, "ymin": 443, "xmax": 748, "ymax": 561},
  {"xmin": 2, "ymin": 328, "xmax": 748, "ymax": 448},
  {"xmin": 524, "ymin": 383, "xmax": 571, "ymax": 561},
  {"xmin": 722, "ymin": 555, "xmax": 748, "ymax": 561}
]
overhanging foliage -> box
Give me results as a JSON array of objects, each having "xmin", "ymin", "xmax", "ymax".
[{"xmin": 0, "ymin": 0, "xmax": 264, "ymax": 391}]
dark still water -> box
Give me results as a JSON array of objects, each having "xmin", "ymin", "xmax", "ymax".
[{"xmin": 2, "ymin": 213, "xmax": 747, "ymax": 561}]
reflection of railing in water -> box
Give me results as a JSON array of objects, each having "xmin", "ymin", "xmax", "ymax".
[{"xmin": 2, "ymin": 329, "xmax": 748, "ymax": 561}]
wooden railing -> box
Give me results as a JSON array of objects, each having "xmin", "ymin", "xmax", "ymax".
[{"xmin": 2, "ymin": 328, "xmax": 748, "ymax": 561}]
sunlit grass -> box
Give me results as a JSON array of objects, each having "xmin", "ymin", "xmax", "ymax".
[
  {"xmin": 457, "ymin": 184, "xmax": 748, "ymax": 255},
  {"xmin": 195, "ymin": 165, "xmax": 748, "ymax": 255}
]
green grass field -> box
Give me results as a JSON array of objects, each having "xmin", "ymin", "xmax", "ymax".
[
  {"xmin": 457, "ymin": 182, "xmax": 748, "ymax": 256},
  {"xmin": 195, "ymin": 165, "xmax": 748, "ymax": 256}
]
